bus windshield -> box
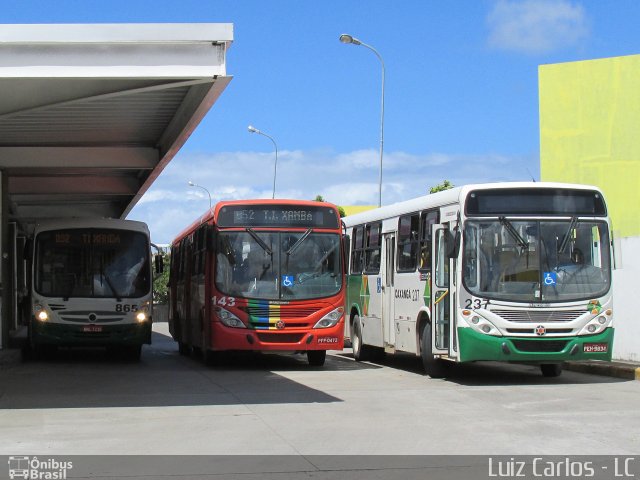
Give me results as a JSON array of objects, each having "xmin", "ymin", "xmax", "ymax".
[
  {"xmin": 462, "ymin": 219, "xmax": 611, "ymax": 302},
  {"xmin": 215, "ymin": 231, "xmax": 342, "ymax": 300},
  {"xmin": 35, "ymin": 229, "xmax": 150, "ymax": 299}
]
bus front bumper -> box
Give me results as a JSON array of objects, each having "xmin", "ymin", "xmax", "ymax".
[
  {"xmin": 31, "ymin": 320, "xmax": 152, "ymax": 347},
  {"xmin": 210, "ymin": 321, "xmax": 344, "ymax": 352},
  {"xmin": 457, "ymin": 327, "xmax": 614, "ymax": 363}
]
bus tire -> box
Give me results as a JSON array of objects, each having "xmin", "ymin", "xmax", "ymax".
[
  {"xmin": 351, "ymin": 315, "xmax": 371, "ymax": 362},
  {"xmin": 540, "ymin": 363, "xmax": 562, "ymax": 377},
  {"xmin": 178, "ymin": 342, "xmax": 191, "ymax": 356},
  {"xmin": 125, "ymin": 345, "xmax": 142, "ymax": 362},
  {"xmin": 203, "ymin": 349, "xmax": 219, "ymax": 366},
  {"xmin": 420, "ymin": 322, "xmax": 448, "ymax": 378},
  {"xmin": 307, "ymin": 350, "xmax": 326, "ymax": 366},
  {"xmin": 34, "ymin": 344, "xmax": 56, "ymax": 360}
]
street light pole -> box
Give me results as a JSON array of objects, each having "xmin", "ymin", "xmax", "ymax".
[
  {"xmin": 188, "ymin": 181, "xmax": 212, "ymax": 211},
  {"xmin": 339, "ymin": 33, "xmax": 386, "ymax": 208},
  {"xmin": 248, "ymin": 125, "xmax": 279, "ymax": 199}
]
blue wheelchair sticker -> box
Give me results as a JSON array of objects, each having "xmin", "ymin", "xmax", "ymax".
[
  {"xmin": 377, "ymin": 277, "xmax": 382, "ymax": 293},
  {"xmin": 543, "ymin": 272, "xmax": 557, "ymax": 286},
  {"xmin": 282, "ymin": 275, "xmax": 295, "ymax": 288}
]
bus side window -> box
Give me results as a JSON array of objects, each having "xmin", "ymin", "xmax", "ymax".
[
  {"xmin": 364, "ymin": 222, "xmax": 381, "ymax": 274},
  {"xmin": 351, "ymin": 226, "xmax": 364, "ymax": 275},
  {"xmin": 397, "ymin": 214, "xmax": 420, "ymax": 272},
  {"xmin": 419, "ymin": 210, "xmax": 439, "ymax": 272}
]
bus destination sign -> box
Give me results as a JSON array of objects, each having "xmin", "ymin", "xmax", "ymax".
[
  {"xmin": 218, "ymin": 205, "xmax": 339, "ymax": 228},
  {"xmin": 52, "ymin": 230, "xmax": 122, "ymax": 245}
]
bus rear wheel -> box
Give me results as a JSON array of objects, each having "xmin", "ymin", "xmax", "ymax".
[
  {"xmin": 420, "ymin": 322, "xmax": 448, "ymax": 379},
  {"xmin": 307, "ymin": 350, "xmax": 326, "ymax": 366},
  {"xmin": 540, "ymin": 363, "xmax": 562, "ymax": 377}
]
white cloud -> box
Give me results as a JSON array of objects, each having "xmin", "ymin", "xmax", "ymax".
[
  {"xmin": 128, "ymin": 148, "xmax": 536, "ymax": 244},
  {"xmin": 487, "ymin": 0, "xmax": 589, "ymax": 54}
]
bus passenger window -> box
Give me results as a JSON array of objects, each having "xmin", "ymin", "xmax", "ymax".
[
  {"xmin": 351, "ymin": 226, "xmax": 364, "ymax": 275},
  {"xmin": 364, "ymin": 223, "xmax": 381, "ymax": 274},
  {"xmin": 397, "ymin": 214, "xmax": 420, "ymax": 272}
]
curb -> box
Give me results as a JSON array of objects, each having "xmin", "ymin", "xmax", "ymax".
[{"xmin": 564, "ymin": 361, "xmax": 640, "ymax": 381}]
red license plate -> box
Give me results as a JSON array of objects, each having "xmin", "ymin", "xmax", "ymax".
[
  {"xmin": 583, "ymin": 342, "xmax": 608, "ymax": 353},
  {"xmin": 83, "ymin": 325, "xmax": 103, "ymax": 333}
]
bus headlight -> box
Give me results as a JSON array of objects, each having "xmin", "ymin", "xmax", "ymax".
[
  {"xmin": 34, "ymin": 304, "xmax": 48, "ymax": 322},
  {"xmin": 313, "ymin": 307, "xmax": 344, "ymax": 329},
  {"xmin": 460, "ymin": 309, "xmax": 502, "ymax": 336},
  {"xmin": 216, "ymin": 307, "xmax": 245, "ymax": 328},
  {"xmin": 136, "ymin": 312, "xmax": 147, "ymax": 323},
  {"xmin": 579, "ymin": 319, "xmax": 609, "ymax": 336},
  {"xmin": 579, "ymin": 309, "xmax": 611, "ymax": 336}
]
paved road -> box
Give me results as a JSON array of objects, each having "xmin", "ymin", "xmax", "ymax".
[{"xmin": 1, "ymin": 322, "xmax": 638, "ymax": 462}]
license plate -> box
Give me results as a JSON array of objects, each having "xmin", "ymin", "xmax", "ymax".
[
  {"xmin": 583, "ymin": 342, "xmax": 607, "ymax": 353},
  {"xmin": 83, "ymin": 325, "xmax": 103, "ymax": 333}
]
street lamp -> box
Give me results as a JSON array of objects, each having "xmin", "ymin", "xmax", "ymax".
[
  {"xmin": 248, "ymin": 125, "xmax": 279, "ymax": 199},
  {"xmin": 339, "ymin": 33, "xmax": 386, "ymax": 207},
  {"xmin": 188, "ymin": 181, "xmax": 212, "ymax": 211}
]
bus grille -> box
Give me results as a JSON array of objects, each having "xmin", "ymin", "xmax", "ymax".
[
  {"xmin": 507, "ymin": 328, "xmax": 573, "ymax": 335},
  {"xmin": 243, "ymin": 306, "xmax": 320, "ymax": 318},
  {"xmin": 492, "ymin": 310, "xmax": 585, "ymax": 323},
  {"xmin": 59, "ymin": 311, "xmax": 125, "ymax": 323},
  {"xmin": 511, "ymin": 339, "xmax": 569, "ymax": 352},
  {"xmin": 256, "ymin": 333, "xmax": 305, "ymax": 344}
]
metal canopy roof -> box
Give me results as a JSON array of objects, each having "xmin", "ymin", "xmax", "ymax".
[{"xmin": 0, "ymin": 23, "xmax": 233, "ymax": 232}]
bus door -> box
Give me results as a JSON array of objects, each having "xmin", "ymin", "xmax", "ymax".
[
  {"xmin": 431, "ymin": 224, "xmax": 455, "ymax": 356},
  {"xmin": 382, "ymin": 233, "xmax": 396, "ymax": 350}
]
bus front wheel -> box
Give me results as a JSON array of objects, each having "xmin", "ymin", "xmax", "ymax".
[
  {"xmin": 420, "ymin": 323, "xmax": 448, "ymax": 379},
  {"xmin": 307, "ymin": 350, "xmax": 326, "ymax": 366},
  {"xmin": 178, "ymin": 342, "xmax": 191, "ymax": 356},
  {"xmin": 125, "ymin": 345, "xmax": 142, "ymax": 362},
  {"xmin": 351, "ymin": 315, "xmax": 371, "ymax": 362},
  {"xmin": 540, "ymin": 363, "xmax": 562, "ymax": 377}
]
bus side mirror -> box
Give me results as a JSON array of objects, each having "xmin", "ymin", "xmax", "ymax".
[
  {"xmin": 451, "ymin": 230, "xmax": 461, "ymax": 258},
  {"xmin": 24, "ymin": 238, "xmax": 33, "ymax": 261},
  {"xmin": 154, "ymin": 254, "xmax": 164, "ymax": 275},
  {"xmin": 445, "ymin": 230, "xmax": 461, "ymax": 258},
  {"xmin": 343, "ymin": 235, "xmax": 351, "ymax": 274}
]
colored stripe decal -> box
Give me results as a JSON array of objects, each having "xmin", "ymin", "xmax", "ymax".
[{"xmin": 247, "ymin": 300, "xmax": 281, "ymax": 330}]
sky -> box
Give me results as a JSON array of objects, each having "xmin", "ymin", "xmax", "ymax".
[{"xmin": 3, "ymin": 0, "xmax": 640, "ymax": 244}]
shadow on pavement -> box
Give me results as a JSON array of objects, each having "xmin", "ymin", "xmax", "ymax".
[
  {"xmin": 0, "ymin": 331, "xmax": 343, "ymax": 410},
  {"xmin": 336, "ymin": 350, "xmax": 628, "ymax": 386}
]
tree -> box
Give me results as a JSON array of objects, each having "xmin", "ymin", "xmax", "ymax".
[
  {"xmin": 313, "ymin": 194, "xmax": 346, "ymax": 217},
  {"xmin": 429, "ymin": 180, "xmax": 454, "ymax": 194},
  {"xmin": 153, "ymin": 253, "xmax": 170, "ymax": 304}
]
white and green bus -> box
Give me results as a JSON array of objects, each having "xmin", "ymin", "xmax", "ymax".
[
  {"xmin": 28, "ymin": 218, "xmax": 154, "ymax": 360},
  {"xmin": 343, "ymin": 182, "xmax": 614, "ymax": 377}
]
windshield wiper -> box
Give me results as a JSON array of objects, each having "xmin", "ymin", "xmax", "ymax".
[
  {"xmin": 499, "ymin": 217, "xmax": 529, "ymax": 251},
  {"xmin": 285, "ymin": 228, "xmax": 313, "ymax": 257},
  {"xmin": 557, "ymin": 216, "xmax": 578, "ymax": 254},
  {"xmin": 105, "ymin": 274, "xmax": 122, "ymax": 302},
  {"xmin": 246, "ymin": 228, "xmax": 273, "ymax": 256}
]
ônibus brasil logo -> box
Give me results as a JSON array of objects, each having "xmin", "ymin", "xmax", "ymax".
[{"xmin": 8, "ymin": 456, "xmax": 73, "ymax": 479}]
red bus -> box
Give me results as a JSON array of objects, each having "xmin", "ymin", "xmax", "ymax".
[{"xmin": 168, "ymin": 199, "xmax": 345, "ymax": 366}]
